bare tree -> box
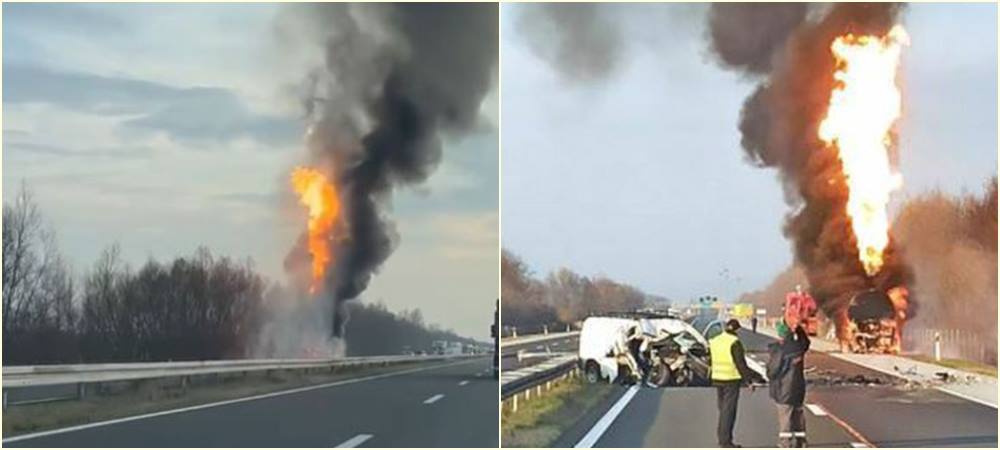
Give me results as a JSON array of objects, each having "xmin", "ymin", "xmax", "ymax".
[{"xmin": 3, "ymin": 184, "xmax": 80, "ymax": 363}]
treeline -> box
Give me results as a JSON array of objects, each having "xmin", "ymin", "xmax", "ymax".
[
  {"xmin": 501, "ymin": 249, "xmax": 652, "ymax": 330},
  {"xmin": 892, "ymin": 177, "xmax": 997, "ymax": 362},
  {"xmin": 344, "ymin": 303, "xmax": 476, "ymax": 356},
  {"xmin": 2, "ymin": 187, "xmax": 474, "ymax": 365}
]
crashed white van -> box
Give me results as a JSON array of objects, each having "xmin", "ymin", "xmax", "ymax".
[{"xmin": 578, "ymin": 314, "xmax": 710, "ymax": 386}]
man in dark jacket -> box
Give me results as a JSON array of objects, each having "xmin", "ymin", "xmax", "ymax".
[{"xmin": 767, "ymin": 322, "xmax": 811, "ymax": 447}]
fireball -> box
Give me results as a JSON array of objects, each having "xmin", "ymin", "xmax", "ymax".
[
  {"xmin": 819, "ymin": 25, "xmax": 909, "ymax": 276},
  {"xmin": 290, "ymin": 166, "xmax": 340, "ymax": 293}
]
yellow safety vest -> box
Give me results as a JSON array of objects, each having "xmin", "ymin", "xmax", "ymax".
[{"xmin": 709, "ymin": 332, "xmax": 741, "ymax": 381}]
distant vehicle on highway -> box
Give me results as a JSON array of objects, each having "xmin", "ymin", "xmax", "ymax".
[
  {"xmin": 578, "ymin": 315, "xmax": 710, "ymax": 387},
  {"xmin": 432, "ymin": 340, "xmax": 464, "ymax": 355}
]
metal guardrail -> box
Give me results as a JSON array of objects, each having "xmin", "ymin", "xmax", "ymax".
[
  {"xmin": 3, "ymin": 354, "xmax": 478, "ymax": 389},
  {"xmin": 500, "ymin": 331, "xmax": 581, "ymax": 359},
  {"xmin": 500, "ymin": 353, "xmax": 578, "ymax": 400}
]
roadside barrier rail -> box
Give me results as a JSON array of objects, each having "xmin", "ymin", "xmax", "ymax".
[
  {"xmin": 500, "ymin": 353, "xmax": 578, "ymax": 413},
  {"xmin": 2, "ymin": 353, "xmax": 481, "ymax": 408}
]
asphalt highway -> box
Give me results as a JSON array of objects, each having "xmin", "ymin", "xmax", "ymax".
[
  {"xmin": 557, "ymin": 331, "xmax": 997, "ymax": 448},
  {"xmin": 5, "ymin": 357, "xmax": 498, "ymax": 448},
  {"xmin": 500, "ymin": 333, "xmax": 580, "ymax": 371}
]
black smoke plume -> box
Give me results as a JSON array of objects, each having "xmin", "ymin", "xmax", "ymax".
[
  {"xmin": 281, "ymin": 4, "xmax": 498, "ymax": 338},
  {"xmin": 707, "ymin": 3, "xmax": 914, "ymax": 336},
  {"xmin": 517, "ymin": 3, "xmax": 625, "ymax": 83}
]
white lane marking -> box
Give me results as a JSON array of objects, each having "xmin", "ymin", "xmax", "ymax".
[
  {"xmin": 574, "ymin": 386, "xmax": 640, "ymax": 448},
  {"xmin": 423, "ymin": 394, "xmax": 445, "ymax": 404},
  {"xmin": 805, "ymin": 403, "xmax": 827, "ymax": 416},
  {"xmin": 458, "ymin": 380, "xmax": 470, "ymax": 386},
  {"xmin": 335, "ymin": 434, "xmax": 374, "ymax": 448},
  {"xmin": 2, "ymin": 358, "xmax": 482, "ymax": 444},
  {"xmin": 850, "ymin": 442, "xmax": 869, "ymax": 448},
  {"xmin": 936, "ymin": 386, "xmax": 999, "ymax": 410}
]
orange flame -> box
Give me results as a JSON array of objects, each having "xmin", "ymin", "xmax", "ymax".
[
  {"xmin": 290, "ymin": 166, "xmax": 340, "ymax": 293},
  {"xmin": 819, "ymin": 25, "xmax": 908, "ymax": 276}
]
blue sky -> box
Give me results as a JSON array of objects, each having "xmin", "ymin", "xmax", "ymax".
[
  {"xmin": 501, "ymin": 3, "xmax": 998, "ymax": 303},
  {"xmin": 2, "ymin": 3, "xmax": 498, "ymax": 339}
]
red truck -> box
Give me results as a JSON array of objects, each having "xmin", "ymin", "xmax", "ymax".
[{"xmin": 784, "ymin": 287, "xmax": 819, "ymax": 336}]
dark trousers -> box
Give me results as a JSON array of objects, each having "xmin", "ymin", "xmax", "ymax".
[
  {"xmin": 715, "ymin": 380, "xmax": 741, "ymax": 446},
  {"xmin": 777, "ymin": 404, "xmax": 806, "ymax": 447}
]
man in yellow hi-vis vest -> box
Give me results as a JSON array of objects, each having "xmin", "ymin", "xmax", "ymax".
[{"xmin": 710, "ymin": 319, "xmax": 763, "ymax": 447}]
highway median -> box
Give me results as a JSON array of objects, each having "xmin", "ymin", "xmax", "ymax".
[{"xmin": 501, "ymin": 375, "xmax": 618, "ymax": 447}]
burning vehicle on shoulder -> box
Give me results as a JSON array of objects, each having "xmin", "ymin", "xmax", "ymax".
[
  {"xmin": 843, "ymin": 286, "xmax": 908, "ymax": 354},
  {"xmin": 578, "ymin": 313, "xmax": 710, "ymax": 387}
]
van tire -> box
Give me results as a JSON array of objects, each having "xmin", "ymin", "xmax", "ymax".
[
  {"xmin": 648, "ymin": 363, "xmax": 671, "ymax": 387},
  {"xmin": 584, "ymin": 360, "xmax": 602, "ymax": 383}
]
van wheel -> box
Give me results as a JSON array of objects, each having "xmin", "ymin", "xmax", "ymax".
[
  {"xmin": 584, "ymin": 361, "xmax": 602, "ymax": 383},
  {"xmin": 648, "ymin": 363, "xmax": 671, "ymax": 387}
]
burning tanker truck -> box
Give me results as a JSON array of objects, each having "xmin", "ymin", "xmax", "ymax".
[
  {"xmin": 707, "ymin": 3, "xmax": 916, "ymax": 355},
  {"xmin": 787, "ymin": 285, "xmax": 909, "ymax": 354}
]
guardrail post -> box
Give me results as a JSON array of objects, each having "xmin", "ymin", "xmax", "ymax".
[
  {"xmin": 512, "ymin": 327, "xmax": 517, "ymax": 338},
  {"xmin": 511, "ymin": 394, "xmax": 518, "ymax": 413},
  {"xmin": 543, "ymin": 325, "xmax": 548, "ymax": 335},
  {"xmin": 3, "ymin": 390, "xmax": 7, "ymax": 411},
  {"xmin": 77, "ymin": 382, "xmax": 87, "ymax": 400}
]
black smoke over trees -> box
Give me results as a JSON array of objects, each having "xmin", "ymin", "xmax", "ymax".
[
  {"xmin": 706, "ymin": 3, "xmax": 914, "ymax": 331},
  {"xmin": 501, "ymin": 249, "xmax": 650, "ymax": 331},
  {"xmin": 2, "ymin": 190, "xmax": 472, "ymax": 365}
]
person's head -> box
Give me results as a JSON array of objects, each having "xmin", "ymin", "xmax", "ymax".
[{"xmin": 724, "ymin": 319, "xmax": 741, "ymax": 334}]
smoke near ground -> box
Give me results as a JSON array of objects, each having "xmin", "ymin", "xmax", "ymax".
[
  {"xmin": 893, "ymin": 179, "xmax": 998, "ymax": 362},
  {"xmin": 261, "ymin": 4, "xmax": 498, "ymax": 356},
  {"xmin": 706, "ymin": 3, "xmax": 914, "ymax": 331}
]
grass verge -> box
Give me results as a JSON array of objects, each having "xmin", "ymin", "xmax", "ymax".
[
  {"xmin": 3, "ymin": 360, "xmax": 443, "ymax": 438},
  {"xmin": 501, "ymin": 376, "xmax": 617, "ymax": 448},
  {"xmin": 905, "ymin": 354, "xmax": 997, "ymax": 378}
]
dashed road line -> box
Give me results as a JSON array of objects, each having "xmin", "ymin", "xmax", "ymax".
[
  {"xmin": 805, "ymin": 403, "xmax": 827, "ymax": 416},
  {"xmin": 458, "ymin": 380, "xmax": 470, "ymax": 386},
  {"xmin": 423, "ymin": 394, "xmax": 445, "ymax": 404},
  {"xmin": 335, "ymin": 434, "xmax": 374, "ymax": 448}
]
